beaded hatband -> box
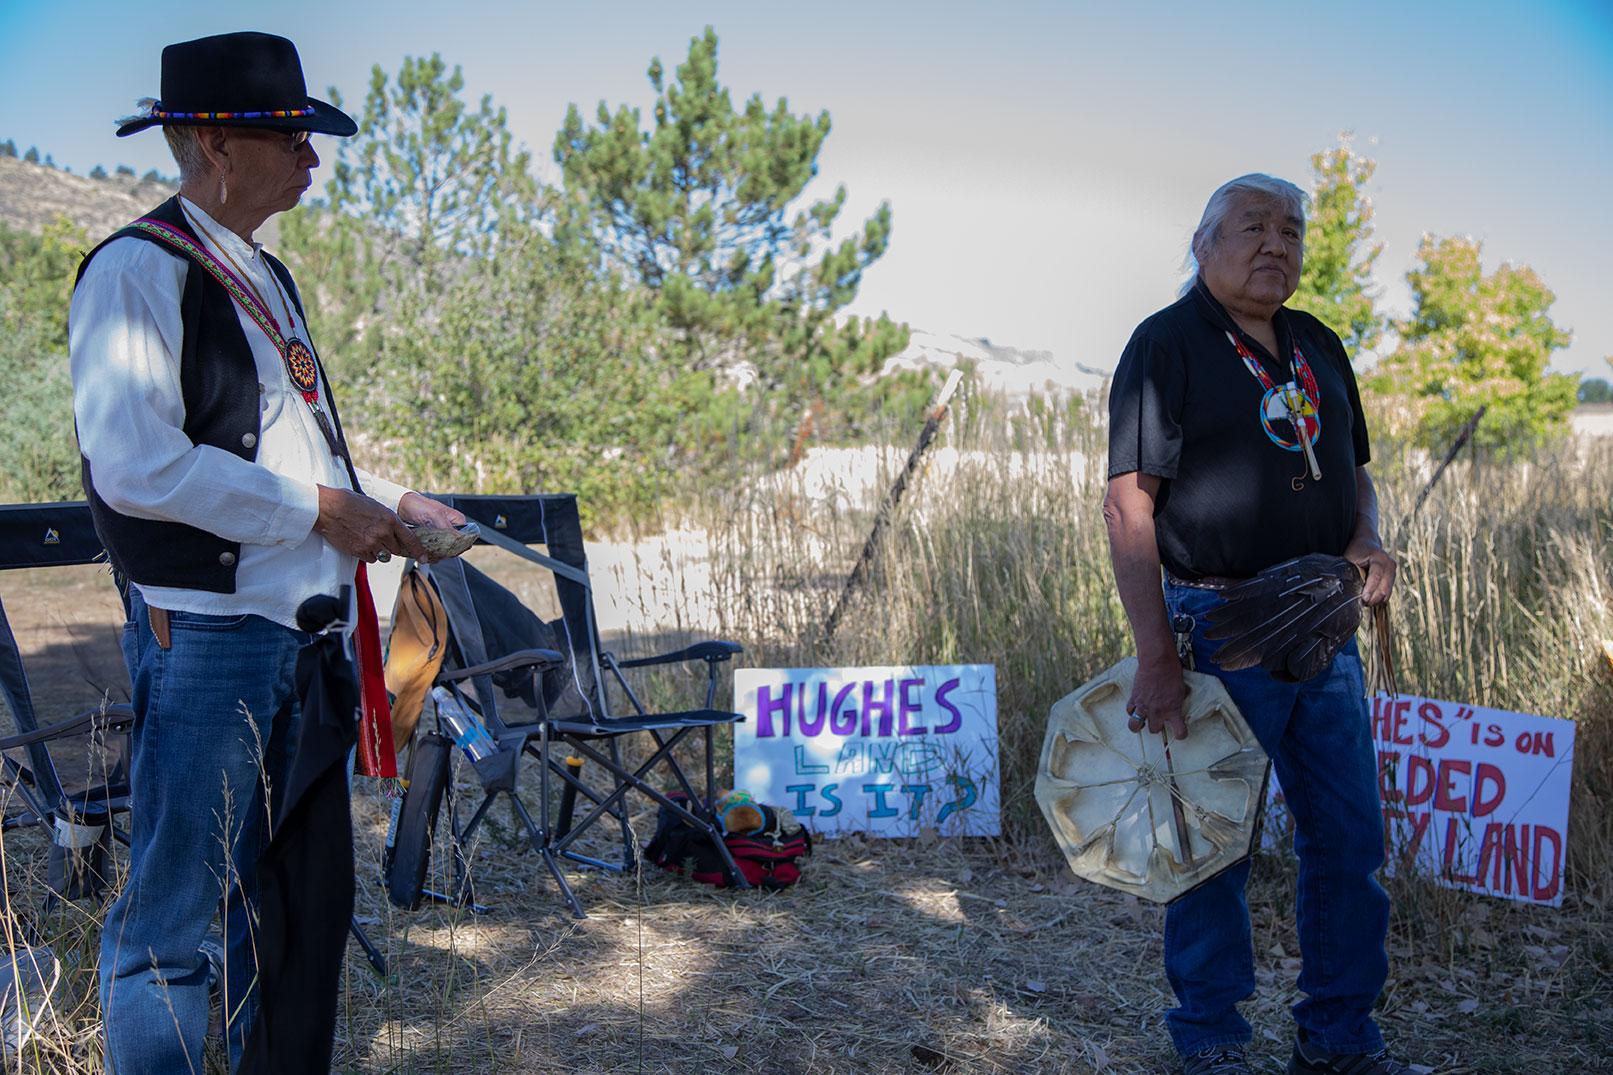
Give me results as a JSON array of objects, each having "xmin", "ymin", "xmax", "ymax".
[{"xmin": 150, "ymin": 105, "xmax": 315, "ymax": 121}]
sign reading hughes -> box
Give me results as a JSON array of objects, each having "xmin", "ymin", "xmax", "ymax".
[{"xmin": 733, "ymin": 665, "xmax": 999, "ymax": 837}]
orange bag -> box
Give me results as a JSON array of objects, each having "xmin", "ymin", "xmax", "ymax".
[{"xmin": 383, "ymin": 568, "xmax": 448, "ymax": 753}]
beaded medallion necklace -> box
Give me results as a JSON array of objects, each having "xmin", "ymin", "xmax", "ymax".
[
  {"xmin": 1223, "ymin": 328, "xmax": 1323, "ymax": 489},
  {"xmin": 133, "ymin": 207, "xmax": 345, "ymax": 462}
]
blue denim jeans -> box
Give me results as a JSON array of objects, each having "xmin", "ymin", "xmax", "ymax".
[
  {"xmin": 1162, "ymin": 580, "xmax": 1390, "ymax": 1058},
  {"xmin": 101, "ymin": 587, "xmax": 306, "ymax": 1074}
]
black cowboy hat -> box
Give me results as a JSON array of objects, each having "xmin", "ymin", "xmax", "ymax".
[{"xmin": 117, "ymin": 31, "xmax": 356, "ymax": 138}]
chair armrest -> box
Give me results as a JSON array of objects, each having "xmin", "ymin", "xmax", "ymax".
[
  {"xmin": 616, "ymin": 640, "xmax": 743, "ymax": 669},
  {"xmin": 0, "ymin": 703, "xmax": 136, "ymax": 752},
  {"xmin": 438, "ymin": 648, "xmax": 565, "ymax": 683}
]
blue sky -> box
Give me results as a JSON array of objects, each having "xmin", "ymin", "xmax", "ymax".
[{"xmin": 3, "ymin": 0, "xmax": 1609, "ymax": 377}]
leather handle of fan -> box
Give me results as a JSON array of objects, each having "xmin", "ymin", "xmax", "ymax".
[{"xmin": 1372, "ymin": 603, "xmax": 1398, "ymax": 698}]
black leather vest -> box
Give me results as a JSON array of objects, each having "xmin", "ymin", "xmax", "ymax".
[{"xmin": 75, "ymin": 197, "xmax": 339, "ymax": 593}]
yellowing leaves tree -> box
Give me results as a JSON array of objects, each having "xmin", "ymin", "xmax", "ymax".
[
  {"xmin": 1366, "ymin": 235, "xmax": 1576, "ymax": 453},
  {"xmin": 1290, "ymin": 135, "xmax": 1385, "ymax": 356}
]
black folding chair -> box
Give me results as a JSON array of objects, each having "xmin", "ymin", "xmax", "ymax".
[
  {"xmin": 0, "ymin": 501, "xmax": 133, "ymax": 904},
  {"xmin": 415, "ymin": 493, "xmax": 749, "ymax": 918},
  {"xmin": 0, "ymin": 501, "xmax": 386, "ymax": 972}
]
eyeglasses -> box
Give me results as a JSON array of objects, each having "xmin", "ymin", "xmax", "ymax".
[{"xmin": 235, "ymin": 128, "xmax": 311, "ymax": 152}]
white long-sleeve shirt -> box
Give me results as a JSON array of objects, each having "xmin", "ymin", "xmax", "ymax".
[{"xmin": 69, "ymin": 196, "xmax": 411, "ymax": 629}]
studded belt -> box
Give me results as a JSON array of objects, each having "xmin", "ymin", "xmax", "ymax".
[{"xmin": 1164, "ymin": 569, "xmax": 1248, "ymax": 592}]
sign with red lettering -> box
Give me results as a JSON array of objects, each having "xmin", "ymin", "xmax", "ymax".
[
  {"xmin": 733, "ymin": 665, "xmax": 999, "ymax": 836},
  {"xmin": 1266, "ymin": 694, "xmax": 1575, "ymax": 907}
]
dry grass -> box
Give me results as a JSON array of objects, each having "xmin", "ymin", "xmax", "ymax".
[{"xmin": 1, "ymin": 399, "xmax": 1611, "ymax": 1072}]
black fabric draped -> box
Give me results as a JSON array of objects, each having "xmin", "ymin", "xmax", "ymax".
[{"xmin": 239, "ymin": 629, "xmax": 358, "ymax": 1074}]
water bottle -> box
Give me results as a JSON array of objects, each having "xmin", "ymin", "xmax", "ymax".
[{"xmin": 432, "ymin": 686, "xmax": 496, "ymax": 762}]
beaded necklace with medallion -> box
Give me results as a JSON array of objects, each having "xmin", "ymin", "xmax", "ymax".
[
  {"xmin": 178, "ymin": 205, "xmax": 345, "ymax": 462},
  {"xmin": 1222, "ymin": 328, "xmax": 1323, "ymax": 490}
]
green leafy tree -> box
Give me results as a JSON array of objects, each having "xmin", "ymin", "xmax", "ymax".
[
  {"xmin": 0, "ymin": 217, "xmax": 91, "ymax": 500},
  {"xmin": 365, "ymin": 233, "xmax": 678, "ymax": 519},
  {"xmin": 1365, "ymin": 236, "xmax": 1576, "ymax": 452},
  {"xmin": 1289, "ymin": 135, "xmax": 1385, "ymax": 356},
  {"xmin": 281, "ymin": 54, "xmax": 693, "ymax": 516},
  {"xmin": 1579, "ymin": 376, "xmax": 1612, "ymax": 405},
  {"xmin": 554, "ymin": 26, "xmax": 906, "ymax": 398}
]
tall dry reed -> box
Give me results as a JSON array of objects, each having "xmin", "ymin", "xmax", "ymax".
[{"xmin": 694, "ymin": 399, "xmax": 1613, "ymax": 883}]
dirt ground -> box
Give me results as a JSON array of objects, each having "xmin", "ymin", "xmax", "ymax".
[{"xmin": 2, "ymin": 565, "xmax": 1609, "ymax": 1074}]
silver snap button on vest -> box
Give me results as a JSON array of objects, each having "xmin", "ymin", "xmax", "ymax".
[
  {"xmin": 218, "ymin": 551, "xmax": 237, "ymax": 567},
  {"xmin": 241, "ymin": 432, "xmax": 258, "ymax": 449}
]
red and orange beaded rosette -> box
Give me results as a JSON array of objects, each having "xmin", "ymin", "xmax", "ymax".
[{"xmin": 285, "ymin": 339, "xmax": 319, "ymax": 393}]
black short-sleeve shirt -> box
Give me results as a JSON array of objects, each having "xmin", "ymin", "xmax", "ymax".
[{"xmin": 1107, "ymin": 280, "xmax": 1371, "ymax": 580}]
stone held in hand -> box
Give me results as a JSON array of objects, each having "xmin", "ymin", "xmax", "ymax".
[{"xmin": 411, "ymin": 522, "xmax": 479, "ymax": 559}]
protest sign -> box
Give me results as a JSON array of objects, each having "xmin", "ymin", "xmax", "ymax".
[
  {"xmin": 733, "ymin": 665, "xmax": 998, "ymax": 837},
  {"xmin": 1265, "ymin": 694, "xmax": 1575, "ymax": 907}
]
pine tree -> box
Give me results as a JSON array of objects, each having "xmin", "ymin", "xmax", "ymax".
[
  {"xmin": 282, "ymin": 56, "xmax": 539, "ymax": 377},
  {"xmin": 554, "ymin": 26, "xmax": 905, "ymax": 394}
]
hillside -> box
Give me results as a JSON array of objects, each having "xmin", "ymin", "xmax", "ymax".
[{"xmin": 0, "ymin": 154, "xmax": 176, "ymax": 240}]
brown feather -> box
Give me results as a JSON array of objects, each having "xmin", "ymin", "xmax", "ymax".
[{"xmin": 1203, "ymin": 555, "xmax": 1363, "ymax": 682}]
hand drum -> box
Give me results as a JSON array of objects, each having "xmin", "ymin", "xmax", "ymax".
[{"xmin": 1035, "ymin": 658, "xmax": 1269, "ymax": 903}]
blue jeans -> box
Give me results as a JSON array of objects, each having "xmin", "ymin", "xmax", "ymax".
[
  {"xmin": 101, "ymin": 588, "xmax": 306, "ymax": 1073},
  {"xmin": 1162, "ymin": 580, "xmax": 1389, "ymax": 1057}
]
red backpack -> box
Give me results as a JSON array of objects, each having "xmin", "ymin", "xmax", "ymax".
[{"xmin": 645, "ymin": 793, "xmax": 812, "ymax": 890}]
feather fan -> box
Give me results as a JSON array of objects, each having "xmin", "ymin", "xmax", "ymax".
[{"xmin": 1202, "ymin": 554, "xmax": 1363, "ymax": 682}]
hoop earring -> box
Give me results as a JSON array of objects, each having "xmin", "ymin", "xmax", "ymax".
[{"xmin": 219, "ymin": 177, "xmax": 228, "ymax": 206}]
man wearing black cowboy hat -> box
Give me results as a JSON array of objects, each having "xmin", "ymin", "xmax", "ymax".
[{"xmin": 70, "ymin": 31, "xmax": 463, "ymax": 1072}]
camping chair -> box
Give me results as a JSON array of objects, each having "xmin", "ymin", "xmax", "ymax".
[
  {"xmin": 0, "ymin": 501, "xmax": 133, "ymax": 904},
  {"xmin": 398, "ymin": 493, "xmax": 749, "ymax": 918},
  {"xmin": 0, "ymin": 501, "xmax": 387, "ymax": 972}
]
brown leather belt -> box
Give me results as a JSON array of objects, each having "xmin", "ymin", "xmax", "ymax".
[{"xmin": 1164, "ymin": 570, "xmax": 1247, "ymax": 592}]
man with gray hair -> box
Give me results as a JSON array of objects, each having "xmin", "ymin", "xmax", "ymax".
[
  {"xmin": 71, "ymin": 31, "xmax": 462, "ymax": 1072},
  {"xmin": 1103, "ymin": 174, "xmax": 1406, "ymax": 1075}
]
